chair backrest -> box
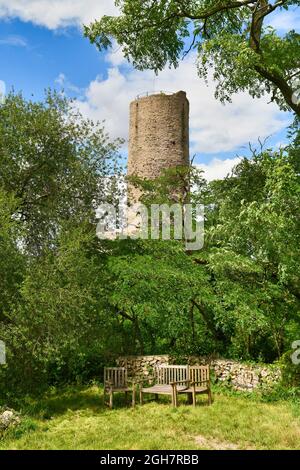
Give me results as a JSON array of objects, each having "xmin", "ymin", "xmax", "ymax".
[
  {"xmin": 104, "ymin": 367, "xmax": 127, "ymax": 389},
  {"xmin": 155, "ymin": 365, "xmax": 188, "ymax": 385},
  {"xmin": 189, "ymin": 365, "xmax": 210, "ymax": 385}
]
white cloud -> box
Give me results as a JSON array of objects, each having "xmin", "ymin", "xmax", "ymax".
[
  {"xmin": 55, "ymin": 73, "xmax": 82, "ymax": 94},
  {"xmin": 0, "ymin": 34, "xmax": 27, "ymax": 47},
  {"xmin": 0, "ymin": 0, "xmax": 117, "ymax": 30},
  {"xmin": 0, "ymin": 80, "xmax": 5, "ymax": 104},
  {"xmin": 105, "ymin": 42, "xmax": 128, "ymax": 67},
  {"xmin": 76, "ymin": 53, "xmax": 288, "ymax": 155},
  {"xmin": 267, "ymin": 8, "xmax": 300, "ymax": 31},
  {"xmin": 274, "ymin": 140, "xmax": 289, "ymax": 150},
  {"xmin": 196, "ymin": 157, "xmax": 241, "ymax": 182}
]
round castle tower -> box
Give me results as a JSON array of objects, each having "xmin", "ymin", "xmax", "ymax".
[{"xmin": 127, "ymin": 91, "xmax": 190, "ymax": 201}]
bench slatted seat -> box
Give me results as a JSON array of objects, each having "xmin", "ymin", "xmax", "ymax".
[
  {"xmin": 104, "ymin": 367, "xmax": 136, "ymax": 409},
  {"xmin": 140, "ymin": 365, "xmax": 188, "ymax": 407},
  {"xmin": 176, "ymin": 365, "xmax": 212, "ymax": 406}
]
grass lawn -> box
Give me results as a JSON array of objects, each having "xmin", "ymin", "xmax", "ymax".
[{"xmin": 1, "ymin": 386, "xmax": 300, "ymax": 450}]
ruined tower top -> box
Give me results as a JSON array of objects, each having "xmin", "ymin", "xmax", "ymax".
[{"xmin": 127, "ymin": 90, "xmax": 190, "ymax": 201}]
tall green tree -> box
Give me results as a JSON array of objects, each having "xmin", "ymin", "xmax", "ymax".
[
  {"xmin": 0, "ymin": 190, "xmax": 25, "ymax": 322},
  {"xmin": 124, "ymin": 137, "xmax": 300, "ymax": 361},
  {"xmin": 85, "ymin": 0, "xmax": 300, "ymax": 115},
  {"xmin": 203, "ymin": 144, "xmax": 300, "ymax": 359},
  {"xmin": 0, "ymin": 223, "xmax": 122, "ymax": 394},
  {"xmin": 0, "ymin": 91, "xmax": 124, "ymax": 395},
  {"xmin": 102, "ymin": 238, "xmax": 223, "ymax": 356},
  {"xmin": 0, "ymin": 91, "xmax": 123, "ymax": 254}
]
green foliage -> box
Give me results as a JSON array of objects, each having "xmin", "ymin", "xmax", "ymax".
[
  {"xmin": 0, "ymin": 221, "xmax": 121, "ymax": 396},
  {"xmin": 213, "ymin": 380, "xmax": 300, "ymax": 404},
  {"xmin": 198, "ymin": 28, "xmax": 300, "ymax": 111},
  {"xmin": 0, "ymin": 91, "xmax": 300, "ymax": 400},
  {"xmin": 103, "ymin": 239, "xmax": 221, "ymax": 355},
  {"xmin": 280, "ymin": 350, "xmax": 300, "ymax": 387},
  {"xmin": 123, "ymin": 137, "xmax": 300, "ymax": 363},
  {"xmin": 85, "ymin": 1, "xmax": 300, "ymax": 115},
  {"xmin": 0, "ymin": 90, "xmax": 123, "ymax": 254},
  {"xmin": 0, "ymin": 190, "xmax": 26, "ymax": 320},
  {"xmin": 203, "ymin": 145, "xmax": 300, "ymax": 360},
  {"xmin": 0, "ymin": 92, "xmax": 124, "ymax": 397}
]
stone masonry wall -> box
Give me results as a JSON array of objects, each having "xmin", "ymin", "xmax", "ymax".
[
  {"xmin": 127, "ymin": 91, "xmax": 189, "ymax": 202},
  {"xmin": 117, "ymin": 355, "xmax": 169, "ymax": 384},
  {"xmin": 117, "ymin": 355, "xmax": 281, "ymax": 391}
]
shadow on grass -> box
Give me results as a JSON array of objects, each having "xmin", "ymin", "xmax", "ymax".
[
  {"xmin": 17, "ymin": 385, "xmax": 138, "ymax": 419},
  {"xmin": 137, "ymin": 393, "xmax": 210, "ymax": 408},
  {"xmin": 14, "ymin": 384, "xmax": 211, "ymax": 422}
]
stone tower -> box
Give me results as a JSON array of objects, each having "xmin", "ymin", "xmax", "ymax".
[{"xmin": 127, "ymin": 91, "xmax": 189, "ymax": 201}]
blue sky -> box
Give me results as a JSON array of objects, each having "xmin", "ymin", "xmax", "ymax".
[
  {"xmin": 0, "ymin": 1, "xmax": 299, "ymax": 180},
  {"xmin": 0, "ymin": 20, "xmax": 107, "ymax": 100}
]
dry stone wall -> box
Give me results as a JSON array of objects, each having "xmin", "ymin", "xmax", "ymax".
[
  {"xmin": 117, "ymin": 355, "xmax": 281, "ymax": 391},
  {"xmin": 117, "ymin": 355, "xmax": 169, "ymax": 383}
]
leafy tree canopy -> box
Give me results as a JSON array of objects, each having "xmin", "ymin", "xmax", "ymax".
[
  {"xmin": 123, "ymin": 134, "xmax": 300, "ymax": 361},
  {"xmin": 0, "ymin": 91, "xmax": 123, "ymax": 254},
  {"xmin": 85, "ymin": 0, "xmax": 300, "ymax": 115}
]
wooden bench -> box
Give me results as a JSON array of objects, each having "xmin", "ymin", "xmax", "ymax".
[
  {"xmin": 139, "ymin": 365, "xmax": 189, "ymax": 407},
  {"xmin": 103, "ymin": 367, "xmax": 136, "ymax": 409},
  {"xmin": 175, "ymin": 365, "xmax": 212, "ymax": 406}
]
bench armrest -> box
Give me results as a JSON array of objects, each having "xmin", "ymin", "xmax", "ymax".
[
  {"xmin": 190, "ymin": 380, "xmax": 210, "ymax": 386},
  {"xmin": 170, "ymin": 380, "xmax": 190, "ymax": 386},
  {"xmin": 104, "ymin": 380, "xmax": 113, "ymax": 386}
]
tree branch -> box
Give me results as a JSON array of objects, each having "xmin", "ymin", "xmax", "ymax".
[
  {"xmin": 256, "ymin": 0, "xmax": 290, "ymax": 22},
  {"xmin": 192, "ymin": 299, "xmax": 227, "ymax": 342},
  {"xmin": 255, "ymin": 63, "xmax": 300, "ymax": 115},
  {"xmin": 122, "ymin": 1, "xmax": 256, "ymax": 35},
  {"xmin": 175, "ymin": 0, "xmax": 256, "ymax": 20},
  {"xmin": 250, "ymin": 0, "xmax": 269, "ymax": 52}
]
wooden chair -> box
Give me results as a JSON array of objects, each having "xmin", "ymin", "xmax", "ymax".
[
  {"xmin": 176, "ymin": 365, "xmax": 212, "ymax": 406},
  {"xmin": 139, "ymin": 365, "xmax": 189, "ymax": 407},
  {"xmin": 103, "ymin": 367, "xmax": 136, "ymax": 409}
]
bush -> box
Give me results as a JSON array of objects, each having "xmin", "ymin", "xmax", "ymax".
[{"xmin": 280, "ymin": 350, "xmax": 300, "ymax": 388}]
